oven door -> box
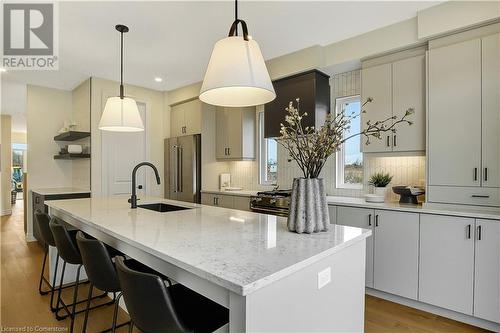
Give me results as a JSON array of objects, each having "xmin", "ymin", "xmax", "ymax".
[{"xmin": 250, "ymin": 205, "xmax": 289, "ymax": 217}]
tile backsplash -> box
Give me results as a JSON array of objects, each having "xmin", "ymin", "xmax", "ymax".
[{"xmin": 228, "ymin": 145, "xmax": 426, "ymax": 202}]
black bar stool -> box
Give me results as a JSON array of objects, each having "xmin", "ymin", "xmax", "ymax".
[
  {"xmin": 49, "ymin": 218, "xmax": 114, "ymax": 332},
  {"xmin": 115, "ymin": 256, "xmax": 229, "ymax": 333},
  {"xmin": 76, "ymin": 231, "xmax": 130, "ymax": 333},
  {"xmin": 34, "ymin": 212, "xmax": 81, "ymax": 313}
]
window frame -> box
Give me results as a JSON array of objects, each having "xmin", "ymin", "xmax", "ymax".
[
  {"xmin": 259, "ymin": 111, "xmax": 277, "ymax": 185},
  {"xmin": 335, "ymin": 95, "xmax": 363, "ymax": 190}
]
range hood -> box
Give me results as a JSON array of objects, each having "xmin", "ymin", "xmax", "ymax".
[{"xmin": 264, "ymin": 69, "xmax": 330, "ymax": 138}]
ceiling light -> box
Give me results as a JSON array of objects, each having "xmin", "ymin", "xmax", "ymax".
[
  {"xmin": 99, "ymin": 24, "xmax": 144, "ymax": 132},
  {"xmin": 154, "ymin": 77, "xmax": 163, "ymax": 82},
  {"xmin": 199, "ymin": 0, "xmax": 276, "ymax": 107},
  {"xmin": 0, "ymin": 67, "xmax": 6, "ymax": 72}
]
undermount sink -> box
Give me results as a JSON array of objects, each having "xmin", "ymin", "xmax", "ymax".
[{"xmin": 138, "ymin": 203, "xmax": 191, "ymax": 213}]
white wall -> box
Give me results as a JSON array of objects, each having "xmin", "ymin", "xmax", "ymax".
[
  {"xmin": 1, "ymin": 115, "xmax": 12, "ymax": 215},
  {"xmin": 90, "ymin": 77, "xmax": 165, "ymax": 198},
  {"xmin": 71, "ymin": 79, "xmax": 91, "ymax": 189},
  {"xmin": 27, "ymin": 85, "xmax": 74, "ymax": 190}
]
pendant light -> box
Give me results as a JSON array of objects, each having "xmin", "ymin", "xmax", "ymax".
[
  {"xmin": 199, "ymin": 0, "xmax": 276, "ymax": 107},
  {"xmin": 99, "ymin": 25, "xmax": 144, "ymax": 132}
]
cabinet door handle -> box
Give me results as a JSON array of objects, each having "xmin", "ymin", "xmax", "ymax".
[
  {"xmin": 466, "ymin": 224, "xmax": 471, "ymax": 239},
  {"xmin": 375, "ymin": 214, "xmax": 379, "ymax": 227},
  {"xmin": 393, "ymin": 135, "xmax": 397, "ymax": 147},
  {"xmin": 471, "ymin": 195, "xmax": 490, "ymax": 198},
  {"xmin": 474, "ymin": 168, "xmax": 478, "ymax": 181},
  {"xmin": 228, "ymin": 148, "xmax": 230, "ymax": 156},
  {"xmin": 386, "ymin": 136, "xmax": 390, "ymax": 147},
  {"xmin": 368, "ymin": 214, "xmax": 372, "ymax": 226},
  {"xmin": 35, "ymin": 197, "xmax": 40, "ymax": 204},
  {"xmin": 477, "ymin": 225, "xmax": 482, "ymax": 241},
  {"xmin": 484, "ymin": 168, "xmax": 488, "ymax": 182}
]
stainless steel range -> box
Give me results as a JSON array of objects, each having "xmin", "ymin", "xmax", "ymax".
[{"xmin": 250, "ymin": 189, "xmax": 291, "ymax": 217}]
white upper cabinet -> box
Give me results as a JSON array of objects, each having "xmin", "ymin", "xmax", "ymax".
[
  {"xmin": 361, "ymin": 63, "xmax": 393, "ymax": 153},
  {"xmin": 373, "ymin": 210, "xmax": 419, "ymax": 300},
  {"xmin": 428, "ymin": 39, "xmax": 482, "ymax": 187},
  {"xmin": 216, "ymin": 106, "xmax": 255, "ymax": 160},
  {"xmin": 481, "ymin": 33, "xmax": 500, "ymax": 188},
  {"xmin": 361, "ymin": 53, "xmax": 426, "ymax": 153},
  {"xmin": 474, "ymin": 218, "xmax": 500, "ymax": 323},
  {"xmin": 336, "ymin": 206, "xmax": 374, "ymax": 287},
  {"xmin": 170, "ymin": 99, "xmax": 202, "ymax": 137},
  {"xmin": 392, "ymin": 55, "xmax": 425, "ymax": 152},
  {"xmin": 419, "ymin": 214, "xmax": 475, "ymax": 315}
]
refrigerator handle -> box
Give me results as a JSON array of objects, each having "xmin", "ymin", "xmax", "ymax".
[
  {"xmin": 178, "ymin": 146, "xmax": 183, "ymax": 192},
  {"xmin": 172, "ymin": 146, "xmax": 178, "ymax": 193}
]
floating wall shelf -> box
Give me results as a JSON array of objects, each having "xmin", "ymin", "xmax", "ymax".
[
  {"xmin": 54, "ymin": 154, "xmax": 91, "ymax": 160},
  {"xmin": 54, "ymin": 131, "xmax": 90, "ymax": 141}
]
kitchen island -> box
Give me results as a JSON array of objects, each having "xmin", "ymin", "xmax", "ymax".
[{"xmin": 47, "ymin": 196, "xmax": 371, "ymax": 332}]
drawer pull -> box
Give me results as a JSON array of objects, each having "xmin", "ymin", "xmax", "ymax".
[{"xmin": 471, "ymin": 195, "xmax": 490, "ymax": 198}]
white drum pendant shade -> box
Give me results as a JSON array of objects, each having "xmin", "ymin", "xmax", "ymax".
[
  {"xmin": 200, "ymin": 36, "xmax": 276, "ymax": 107},
  {"xmin": 98, "ymin": 96, "xmax": 144, "ymax": 132}
]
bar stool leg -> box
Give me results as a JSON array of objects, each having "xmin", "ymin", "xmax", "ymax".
[
  {"xmin": 82, "ymin": 283, "xmax": 93, "ymax": 333},
  {"xmin": 128, "ymin": 321, "xmax": 134, "ymax": 333},
  {"xmin": 69, "ymin": 265, "xmax": 82, "ymax": 333},
  {"xmin": 49, "ymin": 254, "xmax": 60, "ymax": 312},
  {"xmin": 55, "ymin": 261, "xmax": 67, "ymax": 320},
  {"xmin": 111, "ymin": 292, "xmax": 123, "ymax": 333},
  {"xmin": 38, "ymin": 246, "xmax": 50, "ymax": 295}
]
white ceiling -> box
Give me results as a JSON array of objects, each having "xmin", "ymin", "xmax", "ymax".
[{"xmin": 1, "ymin": 1, "xmax": 439, "ymax": 93}]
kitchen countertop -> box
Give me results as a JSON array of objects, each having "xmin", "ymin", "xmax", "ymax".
[
  {"xmin": 201, "ymin": 189, "xmax": 259, "ymax": 197},
  {"xmin": 46, "ymin": 196, "xmax": 370, "ymax": 296},
  {"xmin": 327, "ymin": 195, "xmax": 500, "ymax": 220},
  {"xmin": 31, "ymin": 187, "xmax": 91, "ymax": 195}
]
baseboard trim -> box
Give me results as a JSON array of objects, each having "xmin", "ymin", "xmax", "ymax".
[
  {"xmin": 366, "ymin": 288, "xmax": 500, "ymax": 332},
  {"xmin": 25, "ymin": 233, "xmax": 37, "ymax": 242},
  {"xmin": 1, "ymin": 209, "xmax": 12, "ymax": 216}
]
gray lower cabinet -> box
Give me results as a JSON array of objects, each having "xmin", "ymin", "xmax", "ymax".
[
  {"xmin": 336, "ymin": 206, "xmax": 374, "ymax": 287},
  {"xmin": 32, "ymin": 191, "xmax": 91, "ymax": 245},
  {"xmin": 419, "ymin": 214, "xmax": 475, "ymax": 315},
  {"xmin": 201, "ymin": 193, "xmax": 250, "ymax": 211}
]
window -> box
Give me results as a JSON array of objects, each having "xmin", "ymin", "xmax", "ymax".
[
  {"xmin": 336, "ymin": 96, "xmax": 363, "ymax": 189},
  {"xmin": 259, "ymin": 112, "xmax": 278, "ymax": 184}
]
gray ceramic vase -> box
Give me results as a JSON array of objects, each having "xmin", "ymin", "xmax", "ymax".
[{"xmin": 288, "ymin": 178, "xmax": 330, "ymax": 233}]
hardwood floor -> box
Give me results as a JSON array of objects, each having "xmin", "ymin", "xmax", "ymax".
[{"xmin": 1, "ymin": 201, "xmax": 490, "ymax": 332}]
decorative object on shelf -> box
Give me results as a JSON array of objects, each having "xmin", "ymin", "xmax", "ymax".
[
  {"xmin": 368, "ymin": 172, "xmax": 393, "ymax": 200},
  {"xmin": 392, "ymin": 185, "xmax": 425, "ymax": 204},
  {"xmin": 67, "ymin": 145, "xmax": 83, "ymax": 154},
  {"xmin": 98, "ymin": 24, "xmax": 144, "ymax": 132},
  {"xmin": 279, "ymin": 98, "xmax": 413, "ymax": 233},
  {"xmin": 199, "ymin": 0, "xmax": 275, "ymax": 107},
  {"xmin": 364, "ymin": 194, "xmax": 385, "ymax": 203}
]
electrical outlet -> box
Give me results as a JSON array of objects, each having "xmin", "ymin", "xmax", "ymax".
[{"xmin": 317, "ymin": 267, "xmax": 331, "ymax": 290}]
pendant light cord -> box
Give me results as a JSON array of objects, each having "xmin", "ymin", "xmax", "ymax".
[
  {"xmin": 234, "ymin": 0, "xmax": 238, "ymax": 36},
  {"xmin": 120, "ymin": 29, "xmax": 124, "ymax": 99}
]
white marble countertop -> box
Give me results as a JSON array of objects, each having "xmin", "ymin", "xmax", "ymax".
[
  {"xmin": 46, "ymin": 196, "xmax": 370, "ymax": 296},
  {"xmin": 201, "ymin": 189, "xmax": 259, "ymax": 197},
  {"xmin": 327, "ymin": 196, "xmax": 500, "ymax": 220},
  {"xmin": 31, "ymin": 187, "xmax": 91, "ymax": 195}
]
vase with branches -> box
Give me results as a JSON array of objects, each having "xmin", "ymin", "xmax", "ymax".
[{"xmin": 279, "ymin": 98, "xmax": 413, "ymax": 233}]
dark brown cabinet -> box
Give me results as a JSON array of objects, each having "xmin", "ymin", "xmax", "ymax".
[{"xmin": 264, "ymin": 70, "xmax": 330, "ymax": 138}]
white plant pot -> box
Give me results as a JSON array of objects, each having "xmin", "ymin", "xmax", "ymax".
[{"xmin": 374, "ymin": 187, "xmax": 387, "ymax": 199}]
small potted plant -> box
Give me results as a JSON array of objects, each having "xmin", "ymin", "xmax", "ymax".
[{"xmin": 368, "ymin": 172, "xmax": 393, "ymax": 199}]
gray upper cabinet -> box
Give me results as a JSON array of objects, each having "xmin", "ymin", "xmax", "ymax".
[
  {"xmin": 170, "ymin": 99, "xmax": 202, "ymax": 137},
  {"xmin": 481, "ymin": 33, "xmax": 500, "ymax": 188},
  {"xmin": 361, "ymin": 53, "xmax": 425, "ymax": 153},
  {"xmin": 216, "ymin": 106, "xmax": 255, "ymax": 160},
  {"xmin": 428, "ymin": 39, "xmax": 482, "ymax": 187},
  {"xmin": 428, "ymin": 34, "xmax": 500, "ymax": 206}
]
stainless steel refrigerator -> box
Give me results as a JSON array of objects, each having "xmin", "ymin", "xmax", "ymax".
[{"xmin": 164, "ymin": 134, "xmax": 201, "ymax": 203}]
